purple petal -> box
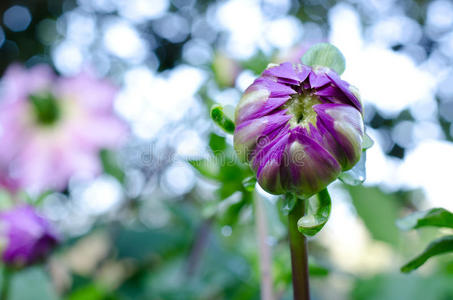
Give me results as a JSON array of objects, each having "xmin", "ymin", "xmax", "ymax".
[
  {"xmin": 314, "ymin": 103, "xmax": 364, "ymax": 170},
  {"xmin": 309, "ymin": 70, "xmax": 330, "ymax": 88},
  {"xmin": 280, "ymin": 131, "xmax": 341, "ymax": 198},
  {"xmin": 234, "ymin": 111, "xmax": 291, "ymax": 162},
  {"xmin": 325, "ymin": 71, "xmax": 363, "ymax": 112},
  {"xmin": 253, "ymin": 77, "xmax": 296, "ymax": 97},
  {"xmin": 263, "ymin": 62, "xmax": 300, "ymax": 82}
]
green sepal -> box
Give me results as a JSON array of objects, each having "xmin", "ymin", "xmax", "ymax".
[
  {"xmin": 397, "ymin": 208, "xmax": 453, "ymax": 231},
  {"xmin": 401, "ymin": 235, "xmax": 453, "ymax": 273},
  {"xmin": 281, "ymin": 193, "xmax": 298, "ymax": 216},
  {"xmin": 362, "ymin": 132, "xmax": 374, "ymax": 150},
  {"xmin": 339, "ymin": 151, "xmax": 366, "ymax": 186},
  {"xmin": 297, "ymin": 189, "xmax": 331, "ymax": 236},
  {"xmin": 242, "ymin": 176, "xmax": 256, "ymax": 192},
  {"xmin": 210, "ymin": 104, "xmax": 235, "ymax": 134},
  {"xmin": 301, "ymin": 43, "xmax": 346, "ymax": 75}
]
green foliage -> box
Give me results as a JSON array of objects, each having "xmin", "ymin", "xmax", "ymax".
[
  {"xmin": 210, "ymin": 104, "xmax": 236, "ymax": 134},
  {"xmin": 5, "ymin": 267, "xmax": 59, "ymax": 300},
  {"xmin": 347, "ymin": 185, "xmax": 401, "ymax": 246},
  {"xmin": 297, "ymin": 189, "xmax": 331, "ymax": 236},
  {"xmin": 66, "ymin": 284, "xmax": 117, "ymax": 300},
  {"xmin": 301, "ymin": 43, "xmax": 346, "ymax": 75},
  {"xmin": 352, "ymin": 273, "xmax": 453, "ymax": 300},
  {"xmin": 240, "ymin": 51, "xmax": 270, "ymax": 75},
  {"xmin": 401, "ymin": 236, "xmax": 453, "ymax": 273},
  {"xmin": 339, "ymin": 151, "xmax": 367, "ymax": 185},
  {"xmin": 397, "ymin": 208, "xmax": 453, "ymax": 231},
  {"xmin": 100, "ymin": 149, "xmax": 125, "ymax": 184},
  {"xmin": 362, "ymin": 132, "xmax": 374, "ymax": 150}
]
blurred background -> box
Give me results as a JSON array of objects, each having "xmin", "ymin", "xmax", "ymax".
[{"xmin": 1, "ymin": 0, "xmax": 453, "ymax": 299}]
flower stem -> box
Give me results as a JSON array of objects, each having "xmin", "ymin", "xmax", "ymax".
[
  {"xmin": 288, "ymin": 197, "xmax": 310, "ymax": 300},
  {"xmin": 0, "ymin": 267, "xmax": 12, "ymax": 300}
]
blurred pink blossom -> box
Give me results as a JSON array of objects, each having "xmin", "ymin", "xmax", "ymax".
[{"xmin": 0, "ymin": 65, "xmax": 128, "ymax": 193}]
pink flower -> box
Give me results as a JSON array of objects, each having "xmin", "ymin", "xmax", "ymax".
[
  {"xmin": 0, "ymin": 65, "xmax": 127, "ymax": 192},
  {"xmin": 0, "ymin": 205, "xmax": 59, "ymax": 268}
]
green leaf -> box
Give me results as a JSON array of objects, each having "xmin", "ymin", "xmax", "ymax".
[
  {"xmin": 363, "ymin": 132, "xmax": 374, "ymax": 150},
  {"xmin": 240, "ymin": 50, "xmax": 269, "ymax": 75},
  {"xmin": 401, "ymin": 235, "xmax": 453, "ymax": 273},
  {"xmin": 7, "ymin": 267, "xmax": 59, "ymax": 300},
  {"xmin": 297, "ymin": 189, "xmax": 331, "ymax": 236},
  {"xmin": 242, "ymin": 176, "xmax": 256, "ymax": 192},
  {"xmin": 397, "ymin": 208, "xmax": 453, "ymax": 231},
  {"xmin": 67, "ymin": 284, "xmax": 114, "ymax": 300},
  {"xmin": 308, "ymin": 259, "xmax": 329, "ymax": 277},
  {"xmin": 347, "ymin": 185, "xmax": 401, "ymax": 246},
  {"xmin": 339, "ymin": 151, "xmax": 366, "ymax": 185},
  {"xmin": 208, "ymin": 132, "xmax": 227, "ymax": 153},
  {"xmin": 100, "ymin": 149, "xmax": 125, "ymax": 184},
  {"xmin": 301, "ymin": 43, "xmax": 346, "ymax": 75},
  {"xmin": 210, "ymin": 104, "xmax": 235, "ymax": 134},
  {"xmin": 281, "ymin": 193, "xmax": 298, "ymax": 216},
  {"xmin": 188, "ymin": 159, "xmax": 220, "ymax": 181}
]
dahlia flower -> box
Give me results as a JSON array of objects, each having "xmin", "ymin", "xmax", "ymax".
[
  {"xmin": 0, "ymin": 205, "xmax": 59, "ymax": 267},
  {"xmin": 234, "ymin": 62, "xmax": 364, "ymax": 197},
  {"xmin": 0, "ymin": 65, "xmax": 127, "ymax": 192}
]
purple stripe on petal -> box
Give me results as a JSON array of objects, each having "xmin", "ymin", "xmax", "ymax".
[
  {"xmin": 314, "ymin": 103, "xmax": 364, "ymax": 170},
  {"xmin": 234, "ymin": 111, "xmax": 291, "ymax": 162},
  {"xmin": 280, "ymin": 131, "xmax": 341, "ymax": 198},
  {"xmin": 325, "ymin": 72, "xmax": 362, "ymax": 112},
  {"xmin": 253, "ymin": 133, "xmax": 290, "ymax": 194},
  {"xmin": 309, "ymin": 70, "xmax": 330, "ymax": 89},
  {"xmin": 254, "ymin": 77, "xmax": 296, "ymax": 97},
  {"xmin": 295, "ymin": 64, "xmax": 311, "ymax": 82},
  {"xmin": 263, "ymin": 62, "xmax": 301, "ymax": 82}
]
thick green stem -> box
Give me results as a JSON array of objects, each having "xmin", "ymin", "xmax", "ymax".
[
  {"xmin": 0, "ymin": 267, "xmax": 12, "ymax": 300},
  {"xmin": 288, "ymin": 198, "xmax": 310, "ymax": 300}
]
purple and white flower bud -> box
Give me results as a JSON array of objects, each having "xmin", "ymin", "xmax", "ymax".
[
  {"xmin": 0, "ymin": 205, "xmax": 59, "ymax": 268},
  {"xmin": 234, "ymin": 62, "xmax": 364, "ymax": 197}
]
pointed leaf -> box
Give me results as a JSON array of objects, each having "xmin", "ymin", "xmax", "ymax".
[
  {"xmin": 397, "ymin": 208, "xmax": 453, "ymax": 231},
  {"xmin": 339, "ymin": 151, "xmax": 366, "ymax": 185},
  {"xmin": 302, "ymin": 43, "xmax": 346, "ymax": 75},
  {"xmin": 298, "ymin": 189, "xmax": 331, "ymax": 236},
  {"xmin": 281, "ymin": 193, "xmax": 298, "ymax": 216},
  {"xmin": 211, "ymin": 104, "xmax": 235, "ymax": 134},
  {"xmin": 308, "ymin": 259, "xmax": 329, "ymax": 277},
  {"xmin": 363, "ymin": 132, "xmax": 374, "ymax": 150},
  {"xmin": 100, "ymin": 149, "xmax": 125, "ymax": 184},
  {"xmin": 242, "ymin": 176, "xmax": 257, "ymax": 192},
  {"xmin": 189, "ymin": 159, "xmax": 220, "ymax": 181},
  {"xmin": 401, "ymin": 235, "xmax": 453, "ymax": 273}
]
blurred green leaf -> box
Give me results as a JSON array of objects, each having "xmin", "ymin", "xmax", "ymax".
[
  {"xmin": 397, "ymin": 208, "xmax": 453, "ymax": 231},
  {"xmin": 211, "ymin": 104, "xmax": 235, "ymax": 134},
  {"xmin": 347, "ymin": 185, "xmax": 401, "ymax": 246},
  {"xmin": 6, "ymin": 267, "xmax": 59, "ymax": 300},
  {"xmin": 308, "ymin": 259, "xmax": 329, "ymax": 277},
  {"xmin": 242, "ymin": 176, "xmax": 256, "ymax": 192},
  {"xmin": 208, "ymin": 133, "xmax": 227, "ymax": 153},
  {"xmin": 339, "ymin": 151, "xmax": 366, "ymax": 185},
  {"xmin": 67, "ymin": 284, "xmax": 116, "ymax": 300},
  {"xmin": 100, "ymin": 149, "xmax": 125, "ymax": 184},
  {"xmin": 240, "ymin": 51, "xmax": 269, "ymax": 75},
  {"xmin": 114, "ymin": 227, "xmax": 190, "ymax": 261},
  {"xmin": 302, "ymin": 43, "xmax": 346, "ymax": 75},
  {"xmin": 363, "ymin": 132, "xmax": 374, "ymax": 150},
  {"xmin": 401, "ymin": 235, "xmax": 453, "ymax": 273},
  {"xmin": 189, "ymin": 159, "xmax": 220, "ymax": 181},
  {"xmin": 352, "ymin": 273, "xmax": 453, "ymax": 300},
  {"xmin": 298, "ymin": 189, "xmax": 331, "ymax": 236}
]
